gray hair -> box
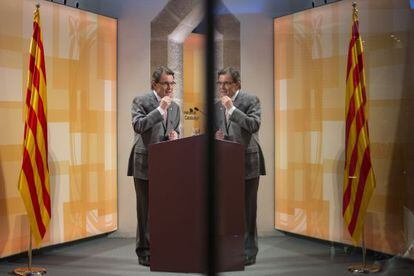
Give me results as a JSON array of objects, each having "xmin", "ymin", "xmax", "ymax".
[
  {"xmin": 217, "ymin": 67, "xmax": 241, "ymax": 83},
  {"xmin": 151, "ymin": 66, "xmax": 174, "ymax": 88}
]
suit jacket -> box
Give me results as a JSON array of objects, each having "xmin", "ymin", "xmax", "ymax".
[
  {"xmin": 127, "ymin": 92, "xmax": 181, "ymax": 180},
  {"xmin": 215, "ymin": 91, "xmax": 266, "ymax": 179}
]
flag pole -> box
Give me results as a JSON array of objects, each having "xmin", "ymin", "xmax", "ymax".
[
  {"xmin": 12, "ymin": 229, "xmax": 47, "ymax": 275},
  {"xmin": 347, "ymin": 225, "xmax": 381, "ymax": 273},
  {"xmin": 362, "ymin": 225, "xmax": 366, "ymax": 267},
  {"xmin": 29, "ymin": 231, "xmax": 32, "ymax": 271},
  {"xmin": 343, "ymin": 2, "xmax": 381, "ymax": 273},
  {"xmin": 13, "ymin": 2, "xmax": 49, "ymax": 274}
]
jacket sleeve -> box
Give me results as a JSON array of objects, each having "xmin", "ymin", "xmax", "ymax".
[
  {"xmin": 229, "ymin": 96, "xmax": 261, "ymax": 134},
  {"xmin": 131, "ymin": 96, "xmax": 163, "ymax": 134}
]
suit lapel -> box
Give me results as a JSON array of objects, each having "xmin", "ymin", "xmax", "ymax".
[
  {"xmin": 233, "ymin": 91, "xmax": 242, "ymax": 109},
  {"xmin": 165, "ymin": 106, "xmax": 173, "ymax": 130},
  {"xmin": 217, "ymin": 105, "xmax": 228, "ymax": 135},
  {"xmin": 149, "ymin": 92, "xmax": 167, "ymax": 132},
  {"xmin": 226, "ymin": 91, "xmax": 242, "ymax": 132},
  {"xmin": 149, "ymin": 92, "xmax": 159, "ymax": 110}
]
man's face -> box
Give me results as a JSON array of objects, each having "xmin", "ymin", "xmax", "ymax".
[
  {"xmin": 154, "ymin": 73, "xmax": 175, "ymax": 98},
  {"xmin": 217, "ymin": 73, "xmax": 239, "ymax": 99}
]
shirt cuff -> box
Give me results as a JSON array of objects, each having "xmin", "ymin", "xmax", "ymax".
[
  {"xmin": 227, "ymin": 106, "xmax": 236, "ymax": 115},
  {"xmin": 157, "ymin": 106, "xmax": 166, "ymax": 116}
]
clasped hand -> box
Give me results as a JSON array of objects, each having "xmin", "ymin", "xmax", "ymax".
[
  {"xmin": 220, "ymin": 96, "xmax": 233, "ymax": 110},
  {"xmin": 168, "ymin": 130, "xmax": 178, "ymax": 140},
  {"xmin": 159, "ymin": 96, "xmax": 172, "ymax": 111},
  {"xmin": 215, "ymin": 129, "xmax": 224, "ymax": 140}
]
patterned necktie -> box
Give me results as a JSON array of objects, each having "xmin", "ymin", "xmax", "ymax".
[
  {"xmin": 225, "ymin": 109, "xmax": 230, "ymax": 132},
  {"xmin": 158, "ymin": 97, "xmax": 167, "ymax": 123}
]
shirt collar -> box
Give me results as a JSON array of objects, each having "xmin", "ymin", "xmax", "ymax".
[
  {"xmin": 153, "ymin": 90, "xmax": 161, "ymax": 102},
  {"xmin": 231, "ymin": 90, "xmax": 240, "ymax": 102}
]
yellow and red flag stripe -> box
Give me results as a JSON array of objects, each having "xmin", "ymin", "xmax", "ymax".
[
  {"xmin": 18, "ymin": 5, "xmax": 51, "ymax": 246},
  {"xmin": 343, "ymin": 4, "xmax": 376, "ymax": 243}
]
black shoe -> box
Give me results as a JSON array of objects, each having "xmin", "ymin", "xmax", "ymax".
[
  {"xmin": 245, "ymin": 256, "xmax": 256, "ymax": 266},
  {"xmin": 138, "ymin": 256, "xmax": 150, "ymax": 267}
]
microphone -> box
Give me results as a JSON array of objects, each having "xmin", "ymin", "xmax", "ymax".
[{"xmin": 194, "ymin": 107, "xmax": 206, "ymax": 116}]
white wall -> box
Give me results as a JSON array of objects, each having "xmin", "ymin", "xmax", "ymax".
[{"xmin": 96, "ymin": 0, "xmax": 168, "ymax": 237}]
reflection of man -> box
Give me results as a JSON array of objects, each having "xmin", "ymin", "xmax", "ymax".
[
  {"xmin": 215, "ymin": 67, "xmax": 266, "ymax": 266},
  {"xmin": 127, "ymin": 66, "xmax": 180, "ymax": 266}
]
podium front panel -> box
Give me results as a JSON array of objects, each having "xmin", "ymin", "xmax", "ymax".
[{"xmin": 149, "ymin": 135, "xmax": 244, "ymax": 272}]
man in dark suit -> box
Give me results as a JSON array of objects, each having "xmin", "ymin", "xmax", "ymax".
[
  {"xmin": 127, "ymin": 66, "xmax": 181, "ymax": 266},
  {"xmin": 215, "ymin": 67, "xmax": 266, "ymax": 266}
]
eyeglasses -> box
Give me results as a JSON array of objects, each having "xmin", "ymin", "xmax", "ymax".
[
  {"xmin": 158, "ymin": 81, "xmax": 176, "ymax": 87},
  {"xmin": 216, "ymin": 81, "xmax": 234, "ymax": 87}
]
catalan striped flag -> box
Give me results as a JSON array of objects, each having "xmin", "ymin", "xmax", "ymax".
[
  {"xmin": 343, "ymin": 4, "xmax": 376, "ymax": 243},
  {"xmin": 18, "ymin": 5, "xmax": 51, "ymax": 246}
]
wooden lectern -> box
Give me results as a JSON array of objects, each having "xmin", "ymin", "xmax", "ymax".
[{"xmin": 148, "ymin": 135, "xmax": 245, "ymax": 273}]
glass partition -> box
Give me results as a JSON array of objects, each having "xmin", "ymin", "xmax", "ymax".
[
  {"xmin": 274, "ymin": 0, "xmax": 413, "ymax": 259},
  {"xmin": 0, "ymin": 0, "xmax": 117, "ymax": 258}
]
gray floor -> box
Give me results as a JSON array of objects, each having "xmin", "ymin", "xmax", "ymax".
[{"xmin": 0, "ymin": 233, "xmax": 413, "ymax": 275}]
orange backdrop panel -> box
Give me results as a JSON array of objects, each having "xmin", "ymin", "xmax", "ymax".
[
  {"xmin": 274, "ymin": 0, "xmax": 414, "ymax": 257},
  {"xmin": 0, "ymin": 0, "xmax": 117, "ymax": 258},
  {"xmin": 183, "ymin": 33, "xmax": 205, "ymax": 137}
]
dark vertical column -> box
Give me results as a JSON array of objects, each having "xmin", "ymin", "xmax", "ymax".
[{"xmin": 205, "ymin": 0, "xmax": 217, "ymax": 275}]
